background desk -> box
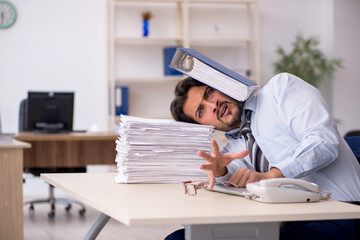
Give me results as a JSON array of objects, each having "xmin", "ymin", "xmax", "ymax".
[
  {"xmin": 42, "ymin": 173, "xmax": 360, "ymax": 240},
  {"xmin": 14, "ymin": 132, "xmax": 118, "ymax": 168},
  {"xmin": 0, "ymin": 138, "xmax": 31, "ymax": 240}
]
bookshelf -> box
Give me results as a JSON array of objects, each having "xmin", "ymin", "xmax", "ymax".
[{"xmin": 107, "ymin": 0, "xmax": 259, "ymax": 130}]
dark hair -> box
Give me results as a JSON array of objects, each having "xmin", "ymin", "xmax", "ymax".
[{"xmin": 170, "ymin": 77, "xmax": 205, "ymax": 123}]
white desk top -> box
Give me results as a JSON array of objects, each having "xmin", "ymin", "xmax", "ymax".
[
  {"xmin": 41, "ymin": 173, "xmax": 360, "ymax": 226},
  {"xmin": 0, "ymin": 138, "xmax": 31, "ymax": 149}
]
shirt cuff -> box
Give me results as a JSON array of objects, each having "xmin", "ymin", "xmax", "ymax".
[{"xmin": 216, "ymin": 166, "xmax": 232, "ymax": 182}]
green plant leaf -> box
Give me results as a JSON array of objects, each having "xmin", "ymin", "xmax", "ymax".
[{"xmin": 273, "ymin": 33, "xmax": 343, "ymax": 88}]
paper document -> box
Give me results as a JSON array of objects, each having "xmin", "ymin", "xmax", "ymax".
[
  {"xmin": 204, "ymin": 184, "xmax": 251, "ymax": 197},
  {"xmin": 115, "ymin": 115, "xmax": 214, "ymax": 184}
]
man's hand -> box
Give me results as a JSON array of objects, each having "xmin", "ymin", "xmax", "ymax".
[
  {"xmin": 199, "ymin": 139, "xmax": 249, "ymax": 189},
  {"xmin": 229, "ymin": 167, "xmax": 284, "ymax": 187}
]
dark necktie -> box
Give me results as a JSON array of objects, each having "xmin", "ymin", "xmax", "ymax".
[{"xmin": 239, "ymin": 110, "xmax": 270, "ymax": 173}]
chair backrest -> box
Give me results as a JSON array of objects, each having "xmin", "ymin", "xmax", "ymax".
[
  {"xmin": 344, "ymin": 136, "xmax": 360, "ymax": 164},
  {"xmin": 19, "ymin": 99, "xmax": 28, "ymax": 132},
  {"xmin": 345, "ymin": 130, "xmax": 360, "ymax": 137}
]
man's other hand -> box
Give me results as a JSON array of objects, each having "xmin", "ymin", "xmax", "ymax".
[{"xmin": 229, "ymin": 167, "xmax": 284, "ymax": 187}]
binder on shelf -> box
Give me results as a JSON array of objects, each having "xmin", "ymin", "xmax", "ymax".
[
  {"xmin": 169, "ymin": 47, "xmax": 258, "ymax": 102},
  {"xmin": 164, "ymin": 47, "xmax": 183, "ymax": 76},
  {"xmin": 115, "ymin": 86, "xmax": 128, "ymax": 116}
]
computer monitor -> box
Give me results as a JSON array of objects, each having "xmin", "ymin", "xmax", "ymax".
[{"xmin": 26, "ymin": 91, "xmax": 74, "ymax": 133}]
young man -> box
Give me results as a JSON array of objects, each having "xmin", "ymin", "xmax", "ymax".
[{"xmin": 166, "ymin": 73, "xmax": 360, "ymax": 240}]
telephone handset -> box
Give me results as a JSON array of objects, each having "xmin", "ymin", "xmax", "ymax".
[
  {"xmin": 258, "ymin": 178, "xmax": 320, "ymax": 192},
  {"xmin": 246, "ymin": 178, "xmax": 331, "ymax": 203}
]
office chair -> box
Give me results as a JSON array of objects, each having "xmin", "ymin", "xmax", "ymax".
[
  {"xmin": 344, "ymin": 136, "xmax": 360, "ymax": 210},
  {"xmin": 345, "ymin": 130, "xmax": 360, "ymax": 138},
  {"xmin": 344, "ymin": 130, "xmax": 360, "ymax": 165},
  {"xmin": 344, "ymin": 136, "xmax": 360, "ymax": 165},
  {"xmin": 20, "ymin": 99, "xmax": 86, "ymax": 218}
]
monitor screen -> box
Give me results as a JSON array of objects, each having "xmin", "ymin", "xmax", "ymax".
[{"xmin": 26, "ymin": 91, "xmax": 74, "ymax": 133}]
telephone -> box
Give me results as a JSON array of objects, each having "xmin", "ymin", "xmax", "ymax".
[
  {"xmin": 203, "ymin": 178, "xmax": 331, "ymax": 203},
  {"xmin": 246, "ymin": 178, "xmax": 331, "ymax": 203}
]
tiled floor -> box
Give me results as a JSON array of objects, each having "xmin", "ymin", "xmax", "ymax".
[{"xmin": 23, "ymin": 196, "xmax": 181, "ymax": 240}]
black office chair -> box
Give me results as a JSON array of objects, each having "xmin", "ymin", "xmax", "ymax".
[
  {"xmin": 20, "ymin": 99, "xmax": 86, "ymax": 218},
  {"xmin": 344, "ymin": 136, "xmax": 360, "ymax": 210},
  {"xmin": 344, "ymin": 130, "xmax": 360, "ymax": 165},
  {"xmin": 344, "ymin": 135, "xmax": 360, "ymax": 165},
  {"xmin": 345, "ymin": 130, "xmax": 360, "ymax": 138}
]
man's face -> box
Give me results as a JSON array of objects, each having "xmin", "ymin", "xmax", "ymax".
[{"xmin": 183, "ymin": 85, "xmax": 243, "ymax": 131}]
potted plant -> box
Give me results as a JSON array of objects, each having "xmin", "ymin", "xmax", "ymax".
[{"xmin": 273, "ymin": 34, "xmax": 343, "ymax": 88}]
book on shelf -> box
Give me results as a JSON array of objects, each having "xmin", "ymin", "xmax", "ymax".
[
  {"xmin": 115, "ymin": 86, "xmax": 128, "ymax": 116},
  {"xmin": 114, "ymin": 115, "xmax": 214, "ymax": 184},
  {"xmin": 169, "ymin": 47, "xmax": 258, "ymax": 102}
]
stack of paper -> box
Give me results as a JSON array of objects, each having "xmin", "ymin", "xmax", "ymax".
[{"xmin": 115, "ymin": 115, "xmax": 214, "ymax": 183}]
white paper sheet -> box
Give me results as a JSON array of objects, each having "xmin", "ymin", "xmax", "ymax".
[{"xmin": 115, "ymin": 115, "xmax": 214, "ymax": 183}]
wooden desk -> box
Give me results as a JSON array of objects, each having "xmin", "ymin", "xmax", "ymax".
[
  {"xmin": 41, "ymin": 173, "xmax": 360, "ymax": 240},
  {"xmin": 0, "ymin": 138, "xmax": 31, "ymax": 240},
  {"xmin": 14, "ymin": 132, "xmax": 118, "ymax": 168}
]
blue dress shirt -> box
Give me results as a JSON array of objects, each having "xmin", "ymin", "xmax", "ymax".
[{"xmin": 219, "ymin": 73, "xmax": 360, "ymax": 201}]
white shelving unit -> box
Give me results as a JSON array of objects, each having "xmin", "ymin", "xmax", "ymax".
[{"xmin": 107, "ymin": 0, "xmax": 259, "ymax": 130}]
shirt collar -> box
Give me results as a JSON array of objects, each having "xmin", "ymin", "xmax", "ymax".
[{"xmin": 225, "ymin": 95, "xmax": 257, "ymax": 140}]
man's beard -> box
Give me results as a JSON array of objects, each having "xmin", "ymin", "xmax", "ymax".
[{"xmin": 217, "ymin": 101, "xmax": 243, "ymax": 131}]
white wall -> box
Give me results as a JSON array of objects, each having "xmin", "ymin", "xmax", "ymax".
[
  {"xmin": 0, "ymin": 0, "xmax": 358, "ymax": 136},
  {"xmin": 259, "ymin": 0, "xmax": 331, "ymax": 83},
  {"xmin": 258, "ymin": 0, "xmax": 335, "ymax": 102},
  {"xmin": 0, "ymin": 0, "xmax": 107, "ymax": 133},
  {"xmin": 258, "ymin": 0, "xmax": 360, "ymax": 136},
  {"xmin": 333, "ymin": 0, "xmax": 360, "ymax": 135}
]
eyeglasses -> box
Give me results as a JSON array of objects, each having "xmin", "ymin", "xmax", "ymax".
[
  {"xmin": 183, "ymin": 181, "xmax": 208, "ymax": 196},
  {"xmin": 183, "ymin": 180, "xmax": 239, "ymax": 196}
]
